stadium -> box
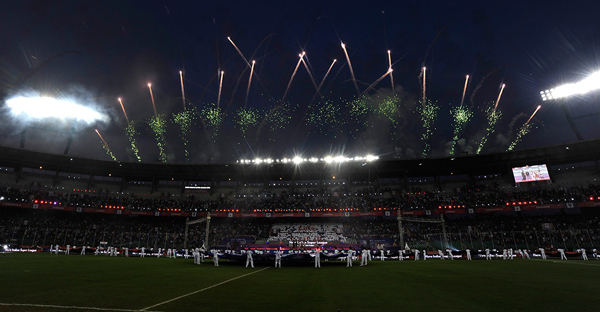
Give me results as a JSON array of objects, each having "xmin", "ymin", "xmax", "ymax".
[{"xmin": 3, "ymin": 1, "xmax": 600, "ymax": 312}]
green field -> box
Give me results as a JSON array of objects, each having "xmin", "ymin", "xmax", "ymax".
[{"xmin": 1, "ymin": 253, "xmax": 600, "ymax": 312}]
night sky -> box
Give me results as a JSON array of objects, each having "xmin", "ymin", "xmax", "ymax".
[{"xmin": 1, "ymin": 0, "xmax": 600, "ymax": 164}]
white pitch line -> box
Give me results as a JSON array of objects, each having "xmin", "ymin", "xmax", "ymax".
[
  {"xmin": 0, "ymin": 302, "xmax": 161, "ymax": 312},
  {"xmin": 531, "ymin": 259, "xmax": 600, "ymax": 267},
  {"xmin": 139, "ymin": 267, "xmax": 270, "ymax": 311}
]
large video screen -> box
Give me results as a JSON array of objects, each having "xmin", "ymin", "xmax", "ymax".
[{"xmin": 512, "ymin": 164, "xmax": 550, "ymax": 183}]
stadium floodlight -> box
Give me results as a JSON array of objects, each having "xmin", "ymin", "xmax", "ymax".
[
  {"xmin": 292, "ymin": 157, "xmax": 303, "ymax": 164},
  {"xmin": 365, "ymin": 155, "xmax": 378, "ymax": 162},
  {"xmin": 6, "ymin": 95, "xmax": 108, "ymax": 123},
  {"xmin": 540, "ymin": 70, "xmax": 600, "ymax": 101}
]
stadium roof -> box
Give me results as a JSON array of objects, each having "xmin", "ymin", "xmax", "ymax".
[{"xmin": 0, "ymin": 139, "xmax": 599, "ymax": 182}]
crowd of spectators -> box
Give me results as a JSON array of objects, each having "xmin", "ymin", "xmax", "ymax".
[{"xmin": 2, "ymin": 182, "xmax": 600, "ymax": 214}]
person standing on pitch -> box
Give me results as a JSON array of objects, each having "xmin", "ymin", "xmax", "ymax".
[
  {"xmin": 65, "ymin": 245, "xmax": 70, "ymax": 255},
  {"xmin": 438, "ymin": 249, "xmax": 445, "ymax": 260},
  {"xmin": 81, "ymin": 246, "xmax": 86, "ymax": 256},
  {"xmin": 246, "ymin": 249, "xmax": 254, "ymax": 268},
  {"xmin": 275, "ymin": 249, "xmax": 282, "ymax": 268},
  {"xmin": 212, "ymin": 249, "xmax": 219, "ymax": 266},
  {"xmin": 522, "ymin": 249, "xmax": 530, "ymax": 259},
  {"xmin": 141, "ymin": 247, "xmax": 146, "ymax": 257},
  {"xmin": 422, "ymin": 249, "xmax": 427, "ymax": 260},
  {"xmin": 347, "ymin": 249, "xmax": 355, "ymax": 267},
  {"xmin": 558, "ymin": 248, "xmax": 567, "ymax": 260},
  {"xmin": 50, "ymin": 245, "xmax": 54, "ymax": 254},
  {"xmin": 94, "ymin": 246, "xmax": 99, "ymax": 256},
  {"xmin": 55, "ymin": 245, "xmax": 60, "ymax": 255},
  {"xmin": 314, "ymin": 248, "xmax": 321, "ymax": 268},
  {"xmin": 580, "ymin": 248, "xmax": 588, "ymax": 261},
  {"xmin": 485, "ymin": 248, "xmax": 492, "ymax": 260},
  {"xmin": 446, "ymin": 249, "xmax": 454, "ymax": 260},
  {"xmin": 466, "ymin": 249, "xmax": 472, "ymax": 260},
  {"xmin": 184, "ymin": 249, "xmax": 189, "ymax": 259},
  {"xmin": 398, "ymin": 249, "xmax": 403, "ymax": 261},
  {"xmin": 414, "ymin": 249, "xmax": 420, "ymax": 261},
  {"xmin": 360, "ymin": 248, "xmax": 368, "ymax": 266},
  {"xmin": 124, "ymin": 247, "xmax": 129, "ymax": 257},
  {"xmin": 539, "ymin": 248, "xmax": 547, "ymax": 260}
]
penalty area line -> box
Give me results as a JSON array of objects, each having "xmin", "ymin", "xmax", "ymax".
[
  {"xmin": 0, "ymin": 302, "xmax": 162, "ymax": 312},
  {"xmin": 139, "ymin": 266, "xmax": 270, "ymax": 311}
]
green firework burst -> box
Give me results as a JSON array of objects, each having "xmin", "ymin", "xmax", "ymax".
[
  {"xmin": 417, "ymin": 98, "xmax": 440, "ymax": 158},
  {"xmin": 476, "ymin": 103, "xmax": 502, "ymax": 154},
  {"xmin": 125, "ymin": 122, "xmax": 142, "ymax": 162},
  {"xmin": 172, "ymin": 109, "xmax": 196, "ymax": 162},
  {"xmin": 149, "ymin": 114, "xmax": 168, "ymax": 163},
  {"xmin": 449, "ymin": 105, "xmax": 473, "ymax": 155},
  {"xmin": 507, "ymin": 123, "xmax": 535, "ymax": 151},
  {"xmin": 235, "ymin": 107, "xmax": 260, "ymax": 136}
]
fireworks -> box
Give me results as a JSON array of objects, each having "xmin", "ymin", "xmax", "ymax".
[
  {"xmin": 508, "ymin": 105, "xmax": 541, "ymax": 151},
  {"xmin": 307, "ymin": 98, "xmax": 341, "ymax": 135},
  {"xmin": 217, "ymin": 71, "xmax": 224, "ymax": 107},
  {"xmin": 359, "ymin": 69, "xmax": 393, "ymax": 98},
  {"xmin": 118, "ymin": 98, "xmax": 129, "ymax": 123},
  {"xmin": 341, "ymin": 42, "xmax": 360, "ymax": 95},
  {"xmin": 125, "ymin": 122, "xmax": 142, "ymax": 162},
  {"xmin": 263, "ymin": 99, "xmax": 293, "ymax": 132},
  {"xmin": 449, "ymin": 105, "xmax": 473, "ymax": 155},
  {"xmin": 417, "ymin": 98, "xmax": 439, "ymax": 157},
  {"xmin": 149, "ymin": 114, "xmax": 168, "ymax": 162},
  {"xmin": 460, "ymin": 75, "xmax": 469, "ymax": 106},
  {"xmin": 179, "ymin": 71, "xmax": 186, "ymax": 109},
  {"xmin": 507, "ymin": 123, "xmax": 534, "ymax": 151},
  {"xmin": 300, "ymin": 53, "xmax": 320, "ymax": 95},
  {"xmin": 148, "ymin": 83, "xmax": 157, "ymax": 118},
  {"xmin": 172, "ymin": 108, "xmax": 196, "ymax": 162},
  {"xmin": 476, "ymin": 103, "xmax": 503, "ymax": 154},
  {"xmin": 282, "ymin": 53, "xmax": 304, "ymax": 102},
  {"xmin": 245, "ymin": 60, "xmax": 256, "ymax": 108},
  {"xmin": 95, "ymin": 129, "xmax": 117, "ymax": 161},
  {"xmin": 227, "ymin": 36, "xmax": 251, "ymax": 67},
  {"xmin": 493, "ymin": 84, "xmax": 505, "ymax": 113},
  {"xmin": 422, "ymin": 67, "xmax": 427, "ymax": 102},
  {"xmin": 235, "ymin": 107, "xmax": 260, "ymax": 136},
  {"xmin": 388, "ymin": 50, "xmax": 394, "ymax": 94},
  {"xmin": 200, "ymin": 103, "xmax": 224, "ymax": 141}
]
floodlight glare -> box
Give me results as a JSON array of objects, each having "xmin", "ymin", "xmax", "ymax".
[
  {"xmin": 541, "ymin": 70, "xmax": 600, "ymax": 101},
  {"xmin": 292, "ymin": 157, "xmax": 303, "ymax": 164},
  {"xmin": 6, "ymin": 96, "xmax": 108, "ymax": 124}
]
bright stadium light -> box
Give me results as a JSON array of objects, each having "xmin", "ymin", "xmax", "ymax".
[
  {"xmin": 6, "ymin": 95, "xmax": 108, "ymax": 124},
  {"xmin": 541, "ymin": 70, "xmax": 600, "ymax": 101},
  {"xmin": 292, "ymin": 157, "xmax": 303, "ymax": 164}
]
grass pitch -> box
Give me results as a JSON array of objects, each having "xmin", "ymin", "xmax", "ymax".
[{"xmin": 1, "ymin": 253, "xmax": 600, "ymax": 312}]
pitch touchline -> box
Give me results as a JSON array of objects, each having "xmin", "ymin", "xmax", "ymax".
[
  {"xmin": 139, "ymin": 267, "xmax": 270, "ymax": 311},
  {"xmin": 0, "ymin": 303, "xmax": 161, "ymax": 312}
]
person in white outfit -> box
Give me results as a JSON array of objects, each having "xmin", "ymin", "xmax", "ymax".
[
  {"xmin": 246, "ymin": 250, "xmax": 254, "ymax": 268},
  {"xmin": 558, "ymin": 248, "xmax": 567, "ymax": 260},
  {"xmin": 124, "ymin": 247, "xmax": 129, "ymax": 257},
  {"xmin": 539, "ymin": 248, "xmax": 547, "ymax": 260},
  {"xmin": 141, "ymin": 247, "xmax": 146, "ymax": 257},
  {"xmin": 438, "ymin": 250, "xmax": 445, "ymax": 260},
  {"xmin": 94, "ymin": 246, "xmax": 100, "ymax": 256},
  {"xmin": 502, "ymin": 249, "xmax": 508, "ymax": 260},
  {"xmin": 466, "ymin": 249, "xmax": 472, "ymax": 260},
  {"xmin": 65, "ymin": 245, "xmax": 70, "ymax": 255},
  {"xmin": 80, "ymin": 246, "xmax": 86, "ymax": 256},
  {"xmin": 360, "ymin": 249, "xmax": 369, "ymax": 266},
  {"xmin": 522, "ymin": 249, "xmax": 530, "ymax": 259},
  {"xmin": 446, "ymin": 249, "xmax": 454, "ymax": 260},
  {"xmin": 55, "ymin": 245, "xmax": 60, "ymax": 255},
  {"xmin": 275, "ymin": 250, "xmax": 283, "ymax": 268},
  {"xmin": 485, "ymin": 248, "xmax": 492, "ymax": 260},
  {"xmin": 166, "ymin": 248, "xmax": 172, "ymax": 258},
  {"xmin": 508, "ymin": 248, "xmax": 514, "ymax": 260},
  {"xmin": 422, "ymin": 249, "xmax": 427, "ymax": 260},
  {"xmin": 414, "ymin": 249, "xmax": 420, "ymax": 261},
  {"xmin": 50, "ymin": 245, "xmax": 54, "ymax": 254},
  {"xmin": 398, "ymin": 249, "xmax": 403, "ymax": 261},
  {"xmin": 157, "ymin": 248, "xmax": 162, "ymax": 258},
  {"xmin": 314, "ymin": 248, "xmax": 321, "ymax": 268},
  {"xmin": 346, "ymin": 249, "xmax": 355, "ymax": 267},
  {"xmin": 212, "ymin": 250, "xmax": 219, "ymax": 266},
  {"xmin": 184, "ymin": 249, "xmax": 189, "ymax": 259},
  {"xmin": 581, "ymin": 249, "xmax": 588, "ymax": 261}
]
